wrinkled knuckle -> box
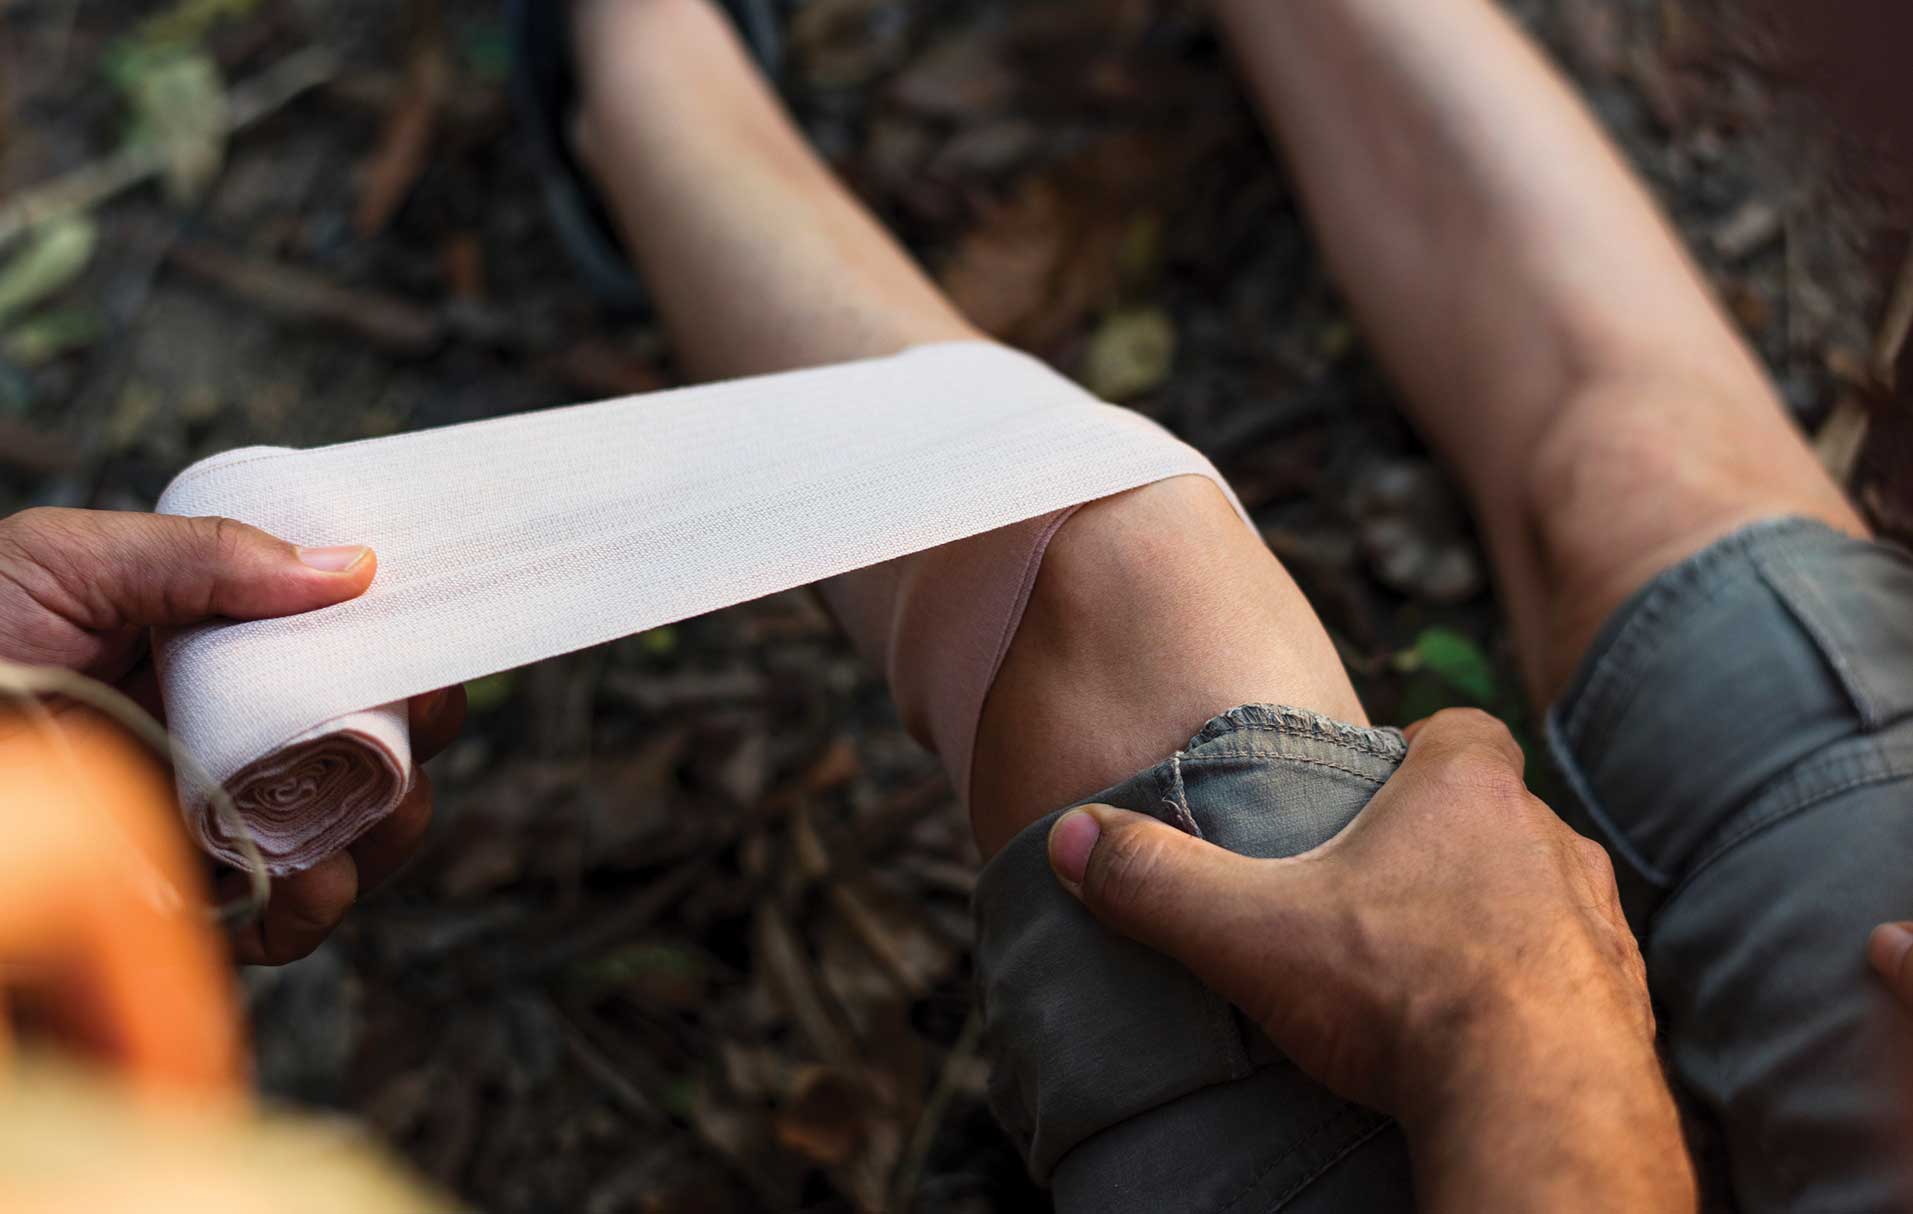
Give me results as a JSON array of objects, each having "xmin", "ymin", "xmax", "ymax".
[
  {"xmin": 1575, "ymin": 836, "xmax": 1618, "ymax": 884},
  {"xmin": 5, "ymin": 506, "xmax": 54, "ymax": 541},
  {"xmin": 1429, "ymin": 706, "xmax": 1500, "ymax": 734},
  {"xmin": 0, "ymin": 511, "xmax": 39, "ymax": 568},
  {"xmin": 206, "ymin": 515, "xmax": 251, "ymax": 564},
  {"xmin": 1430, "ymin": 743, "xmax": 1525, "ymax": 800},
  {"xmin": 1084, "ymin": 825, "xmax": 1172, "ymax": 915},
  {"xmin": 0, "ymin": 507, "xmax": 69, "ymax": 565}
]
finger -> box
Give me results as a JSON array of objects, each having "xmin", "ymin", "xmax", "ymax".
[
  {"xmin": 230, "ymin": 852, "xmax": 358, "ymax": 966},
  {"xmin": 1049, "ymin": 805, "xmax": 1294, "ymax": 1010},
  {"xmin": 408, "ymin": 685, "xmax": 467, "ymax": 762},
  {"xmin": 1868, "ymin": 922, "xmax": 1913, "ymax": 1010},
  {"xmin": 2, "ymin": 507, "xmax": 375, "ymax": 629},
  {"xmin": 1397, "ymin": 708, "xmax": 1527, "ymax": 782},
  {"xmin": 349, "ymin": 772, "xmax": 433, "ymax": 894}
]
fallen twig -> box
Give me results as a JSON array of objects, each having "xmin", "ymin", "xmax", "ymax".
[
  {"xmin": 167, "ymin": 239, "xmax": 445, "ymax": 354},
  {"xmin": 830, "ymin": 882, "xmax": 930, "ymax": 1000},
  {"xmin": 755, "ymin": 901, "xmax": 857, "ymax": 1066},
  {"xmin": 549, "ymin": 996, "xmax": 670, "ymax": 1127},
  {"xmin": 354, "ymin": 0, "xmax": 450, "ymax": 237},
  {"xmin": 889, "ymin": 1011, "xmax": 984, "ymax": 1213},
  {"xmin": 1872, "ymin": 245, "xmax": 1913, "ymax": 390}
]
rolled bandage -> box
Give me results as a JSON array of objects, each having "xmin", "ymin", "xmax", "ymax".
[
  {"xmin": 156, "ymin": 343, "xmax": 1240, "ymax": 874},
  {"xmin": 209, "ymin": 702, "xmax": 411, "ymax": 869}
]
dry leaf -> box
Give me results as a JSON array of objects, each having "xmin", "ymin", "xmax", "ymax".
[
  {"xmin": 440, "ymin": 232, "xmax": 484, "ymax": 300},
  {"xmin": 1815, "ymin": 396, "xmax": 1872, "ymax": 485},
  {"xmin": 790, "ymin": 0, "xmax": 905, "ymax": 89},
  {"xmin": 354, "ymin": 42, "xmax": 449, "ymax": 237},
  {"xmin": 803, "ymin": 735, "xmax": 861, "ymax": 795},
  {"xmin": 889, "ymin": 27, "xmax": 1016, "ymax": 118},
  {"xmin": 1557, "ymin": 0, "xmax": 1626, "ymax": 78},
  {"xmin": 938, "ymin": 177, "xmax": 1069, "ymax": 340},
  {"xmin": 771, "ymin": 1067, "xmax": 866, "ymax": 1168},
  {"xmin": 1712, "ymin": 197, "xmax": 1783, "ymax": 261}
]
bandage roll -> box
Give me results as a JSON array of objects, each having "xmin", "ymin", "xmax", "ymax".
[{"xmin": 157, "ymin": 343, "xmax": 1239, "ymax": 874}]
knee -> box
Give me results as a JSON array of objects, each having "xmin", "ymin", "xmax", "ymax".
[
  {"xmin": 1519, "ymin": 370, "xmax": 1864, "ymax": 688},
  {"xmin": 1027, "ymin": 477, "xmax": 1249, "ymax": 630},
  {"xmin": 970, "ymin": 475, "xmax": 1367, "ymax": 851},
  {"xmin": 1523, "ymin": 380, "xmax": 1712, "ymax": 571}
]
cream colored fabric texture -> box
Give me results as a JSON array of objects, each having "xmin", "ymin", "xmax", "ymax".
[{"xmin": 156, "ymin": 343, "xmax": 1236, "ymax": 873}]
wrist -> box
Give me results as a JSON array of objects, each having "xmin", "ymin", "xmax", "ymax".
[{"xmin": 1398, "ymin": 984, "xmax": 1695, "ymax": 1212}]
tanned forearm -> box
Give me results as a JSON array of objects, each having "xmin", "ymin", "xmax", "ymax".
[{"xmin": 1404, "ymin": 998, "xmax": 1697, "ymax": 1213}]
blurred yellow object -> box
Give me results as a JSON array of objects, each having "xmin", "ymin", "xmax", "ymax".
[{"xmin": 0, "ymin": 1057, "xmax": 454, "ymax": 1213}]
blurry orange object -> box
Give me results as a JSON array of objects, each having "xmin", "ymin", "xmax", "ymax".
[
  {"xmin": 0, "ymin": 703, "xmax": 243, "ymax": 1097},
  {"xmin": 0, "ymin": 699, "xmax": 451, "ymax": 1210}
]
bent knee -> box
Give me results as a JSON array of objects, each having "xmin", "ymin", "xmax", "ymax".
[
  {"xmin": 970, "ymin": 475, "xmax": 1366, "ymax": 851},
  {"xmin": 1029, "ymin": 476, "xmax": 1253, "ymax": 628},
  {"xmin": 1523, "ymin": 375, "xmax": 1865, "ymax": 687}
]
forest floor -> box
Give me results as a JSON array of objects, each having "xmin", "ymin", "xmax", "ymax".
[{"xmin": 0, "ymin": 0, "xmax": 1906, "ymax": 1210}]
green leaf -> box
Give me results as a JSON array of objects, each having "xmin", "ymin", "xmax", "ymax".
[
  {"xmin": 463, "ymin": 671, "xmax": 520, "ymax": 713},
  {"xmin": 0, "ymin": 218, "xmax": 98, "ymax": 329},
  {"xmin": 120, "ymin": 49, "xmax": 229, "ymax": 204},
  {"xmin": 130, "ymin": 0, "xmax": 261, "ymax": 56},
  {"xmin": 1403, "ymin": 627, "xmax": 1499, "ymax": 705},
  {"xmin": 459, "ymin": 24, "xmax": 514, "ymax": 85},
  {"xmin": 1116, "ymin": 213, "xmax": 1164, "ymax": 290},
  {"xmin": 1081, "ymin": 306, "xmax": 1177, "ymax": 401},
  {"xmin": 2, "ymin": 307, "xmax": 103, "ymax": 367}
]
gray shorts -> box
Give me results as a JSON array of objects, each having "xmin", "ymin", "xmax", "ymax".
[{"xmin": 973, "ymin": 518, "xmax": 1913, "ymax": 1213}]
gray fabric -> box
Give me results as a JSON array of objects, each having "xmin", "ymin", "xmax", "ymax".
[
  {"xmin": 973, "ymin": 518, "xmax": 1913, "ymax": 1212},
  {"xmin": 1549, "ymin": 517, "xmax": 1913, "ymax": 1213},
  {"xmin": 973, "ymin": 705, "xmax": 1415, "ymax": 1212}
]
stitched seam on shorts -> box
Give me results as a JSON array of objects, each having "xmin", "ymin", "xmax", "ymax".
[
  {"xmin": 1169, "ymin": 754, "xmax": 1250, "ymax": 1085},
  {"xmin": 1175, "ymin": 750, "xmax": 1392, "ymax": 787},
  {"xmin": 1667, "ymin": 736, "xmax": 1913, "ymax": 903},
  {"xmin": 1546, "ymin": 708, "xmax": 1674, "ymax": 889},
  {"xmin": 1260, "ymin": 1115, "xmax": 1394, "ymax": 1213},
  {"xmin": 1198, "ymin": 714, "xmax": 1405, "ymax": 761},
  {"xmin": 1210, "ymin": 1104, "xmax": 1394, "ymax": 1214},
  {"xmin": 1164, "ymin": 750, "xmax": 1203, "ymax": 837},
  {"xmin": 1752, "ymin": 543, "xmax": 1882, "ymax": 727}
]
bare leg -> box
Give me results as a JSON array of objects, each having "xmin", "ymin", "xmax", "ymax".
[
  {"xmin": 1215, "ymin": 0, "xmax": 1866, "ymax": 704},
  {"xmin": 572, "ymin": 0, "xmax": 1364, "ymax": 853}
]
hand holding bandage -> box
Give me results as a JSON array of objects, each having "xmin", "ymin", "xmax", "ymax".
[
  {"xmin": 154, "ymin": 344, "xmax": 1239, "ymax": 878},
  {"xmin": 0, "ymin": 507, "xmax": 464, "ymax": 965}
]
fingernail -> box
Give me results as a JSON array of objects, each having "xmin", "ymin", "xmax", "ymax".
[
  {"xmin": 1869, "ymin": 922, "xmax": 1913, "ymax": 976},
  {"xmin": 1048, "ymin": 809, "xmax": 1102, "ymax": 888},
  {"xmin": 297, "ymin": 545, "xmax": 370, "ymax": 573}
]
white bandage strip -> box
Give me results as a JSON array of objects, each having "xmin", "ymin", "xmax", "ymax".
[{"xmin": 157, "ymin": 343, "xmax": 1238, "ymax": 873}]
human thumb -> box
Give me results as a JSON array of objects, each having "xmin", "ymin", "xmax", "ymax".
[
  {"xmin": 1048, "ymin": 804, "xmax": 1289, "ymax": 1005},
  {"xmin": 4, "ymin": 508, "xmax": 376, "ymax": 629}
]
